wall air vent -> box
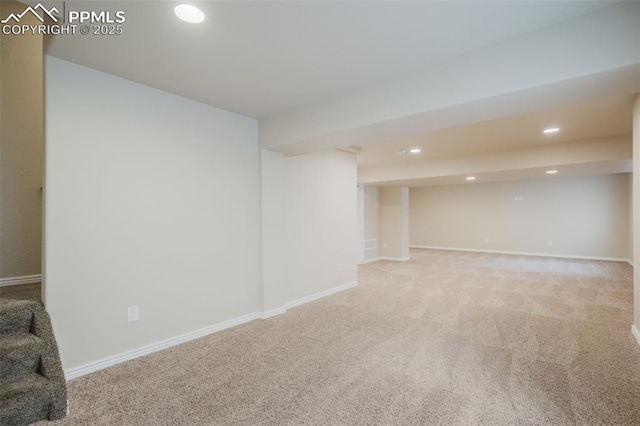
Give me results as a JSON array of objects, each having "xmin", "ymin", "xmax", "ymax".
[{"xmin": 364, "ymin": 239, "xmax": 377, "ymax": 251}]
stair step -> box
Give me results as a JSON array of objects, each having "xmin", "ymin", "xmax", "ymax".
[
  {"xmin": 0, "ymin": 372, "xmax": 61, "ymax": 426},
  {"xmin": 0, "ymin": 333, "xmax": 45, "ymax": 381},
  {"xmin": 0, "ymin": 298, "xmax": 67, "ymax": 423},
  {"xmin": 0, "ymin": 299, "xmax": 40, "ymax": 335}
]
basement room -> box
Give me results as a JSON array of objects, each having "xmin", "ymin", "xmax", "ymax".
[{"xmin": 1, "ymin": 1, "xmax": 639, "ymax": 425}]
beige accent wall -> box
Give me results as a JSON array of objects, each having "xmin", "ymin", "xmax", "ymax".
[
  {"xmin": 410, "ymin": 174, "xmax": 630, "ymax": 259},
  {"xmin": 362, "ymin": 185, "xmax": 379, "ymax": 261},
  {"xmin": 0, "ymin": 0, "xmax": 44, "ymax": 279},
  {"xmin": 44, "ymin": 57, "xmax": 261, "ymax": 370},
  {"xmin": 378, "ymin": 186, "xmax": 410, "ymax": 260},
  {"xmin": 286, "ymin": 150, "xmax": 357, "ymax": 301},
  {"xmin": 633, "ymin": 94, "xmax": 639, "ymax": 330}
]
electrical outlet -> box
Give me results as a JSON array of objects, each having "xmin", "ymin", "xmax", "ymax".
[
  {"xmin": 338, "ymin": 262, "xmax": 343, "ymax": 272},
  {"xmin": 547, "ymin": 241, "xmax": 553, "ymax": 247},
  {"xmin": 485, "ymin": 238, "xmax": 490, "ymax": 244},
  {"xmin": 383, "ymin": 242, "xmax": 387, "ymax": 249},
  {"xmin": 127, "ymin": 305, "xmax": 139, "ymax": 322}
]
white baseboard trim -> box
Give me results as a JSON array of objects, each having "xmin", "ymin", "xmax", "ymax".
[
  {"xmin": 64, "ymin": 311, "xmax": 262, "ymax": 380},
  {"xmin": 358, "ymin": 257, "xmax": 381, "ymax": 265},
  {"xmin": 409, "ymin": 245, "xmax": 629, "ymax": 263},
  {"xmin": 259, "ymin": 306, "xmax": 288, "ymax": 319},
  {"xmin": 286, "ymin": 280, "xmax": 358, "ymax": 309},
  {"xmin": 632, "ymin": 325, "xmax": 640, "ymax": 347},
  {"xmin": 379, "ymin": 256, "xmax": 410, "ymax": 262},
  {"xmin": 64, "ymin": 281, "xmax": 358, "ymax": 380},
  {"xmin": 0, "ymin": 274, "xmax": 42, "ymax": 288}
]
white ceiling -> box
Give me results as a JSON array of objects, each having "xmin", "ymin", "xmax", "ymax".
[
  {"xmin": 375, "ymin": 160, "xmax": 633, "ymax": 188},
  {"xmin": 38, "ymin": 0, "xmax": 637, "ymax": 187},
  {"xmin": 357, "ymin": 94, "xmax": 634, "ymax": 167},
  {"xmin": 43, "ymin": 0, "xmax": 614, "ymax": 118}
]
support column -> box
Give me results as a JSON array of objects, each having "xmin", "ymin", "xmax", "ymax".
[
  {"xmin": 378, "ymin": 186, "xmax": 410, "ymax": 261},
  {"xmin": 260, "ymin": 149, "xmax": 288, "ymax": 316}
]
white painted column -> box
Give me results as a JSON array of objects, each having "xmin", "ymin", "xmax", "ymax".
[
  {"xmin": 378, "ymin": 186, "xmax": 410, "ymax": 261},
  {"xmin": 260, "ymin": 149, "xmax": 288, "ymax": 315},
  {"xmin": 362, "ymin": 185, "xmax": 380, "ymax": 262}
]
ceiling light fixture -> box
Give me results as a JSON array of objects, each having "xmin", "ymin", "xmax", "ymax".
[
  {"xmin": 396, "ymin": 149, "xmax": 406, "ymax": 154},
  {"xmin": 546, "ymin": 170, "xmax": 558, "ymax": 174},
  {"xmin": 543, "ymin": 127, "xmax": 560, "ymax": 134},
  {"xmin": 409, "ymin": 148, "xmax": 422, "ymax": 154},
  {"xmin": 174, "ymin": 4, "xmax": 205, "ymax": 23},
  {"xmin": 466, "ymin": 176, "xmax": 476, "ymax": 181}
]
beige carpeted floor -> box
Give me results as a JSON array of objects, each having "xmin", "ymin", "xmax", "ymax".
[{"xmin": 42, "ymin": 249, "xmax": 640, "ymax": 425}]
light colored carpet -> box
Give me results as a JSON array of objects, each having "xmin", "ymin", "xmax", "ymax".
[
  {"xmin": 41, "ymin": 249, "xmax": 640, "ymax": 425},
  {"xmin": 0, "ymin": 298, "xmax": 67, "ymax": 424}
]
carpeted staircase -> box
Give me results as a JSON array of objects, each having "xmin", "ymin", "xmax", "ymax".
[{"xmin": 0, "ymin": 298, "xmax": 67, "ymax": 425}]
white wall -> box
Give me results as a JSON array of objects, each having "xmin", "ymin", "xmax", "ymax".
[
  {"xmin": 286, "ymin": 150, "xmax": 357, "ymax": 301},
  {"xmin": 362, "ymin": 185, "xmax": 379, "ymax": 261},
  {"xmin": 378, "ymin": 186, "xmax": 410, "ymax": 260},
  {"xmin": 260, "ymin": 149, "xmax": 288, "ymax": 313},
  {"xmin": 44, "ymin": 57, "xmax": 261, "ymax": 370},
  {"xmin": 410, "ymin": 174, "xmax": 631, "ymax": 259}
]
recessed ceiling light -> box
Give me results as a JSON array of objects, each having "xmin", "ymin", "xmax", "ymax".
[
  {"xmin": 174, "ymin": 4, "xmax": 205, "ymax": 23},
  {"xmin": 409, "ymin": 148, "xmax": 421, "ymax": 154},
  {"xmin": 546, "ymin": 170, "xmax": 558, "ymax": 174},
  {"xmin": 543, "ymin": 127, "xmax": 560, "ymax": 134},
  {"xmin": 466, "ymin": 176, "xmax": 476, "ymax": 181}
]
